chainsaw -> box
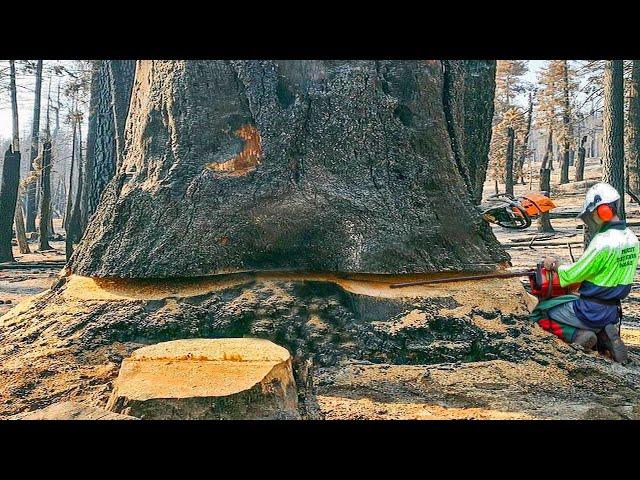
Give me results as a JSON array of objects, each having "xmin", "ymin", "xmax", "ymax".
[
  {"xmin": 479, "ymin": 192, "xmax": 556, "ymax": 230},
  {"xmin": 389, "ymin": 262, "xmax": 572, "ymax": 300}
]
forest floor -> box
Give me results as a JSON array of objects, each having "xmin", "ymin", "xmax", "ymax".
[
  {"xmin": 3, "ymin": 159, "xmax": 640, "ymax": 420},
  {"xmin": 0, "ymin": 219, "xmax": 65, "ymax": 317}
]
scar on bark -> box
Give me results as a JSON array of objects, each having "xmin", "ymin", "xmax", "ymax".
[{"xmin": 208, "ymin": 124, "xmax": 262, "ymax": 176}]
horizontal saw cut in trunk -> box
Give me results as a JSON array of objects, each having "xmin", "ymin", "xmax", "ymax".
[{"xmin": 70, "ymin": 60, "xmax": 507, "ymax": 278}]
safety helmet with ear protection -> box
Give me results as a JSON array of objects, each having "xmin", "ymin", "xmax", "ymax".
[{"xmin": 578, "ymin": 182, "xmax": 620, "ymax": 221}]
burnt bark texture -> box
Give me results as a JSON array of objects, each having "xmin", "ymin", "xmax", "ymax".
[
  {"xmin": 81, "ymin": 60, "xmax": 136, "ymax": 233},
  {"xmin": 108, "ymin": 60, "xmax": 136, "ymax": 166},
  {"xmin": 505, "ymin": 127, "xmax": 515, "ymax": 196},
  {"xmin": 26, "ymin": 60, "xmax": 43, "ymax": 233},
  {"xmin": 538, "ymin": 130, "xmax": 555, "ymax": 233},
  {"xmin": 0, "ymin": 148, "xmax": 21, "ymax": 262},
  {"xmin": 575, "ymin": 135, "xmax": 587, "ymax": 182},
  {"xmin": 442, "ymin": 60, "xmax": 496, "ymax": 204},
  {"xmin": 37, "ymin": 141, "xmax": 52, "ymax": 251},
  {"xmin": 560, "ymin": 61, "xmax": 571, "ymax": 185},
  {"xmin": 70, "ymin": 61, "xmax": 507, "ymax": 278},
  {"xmin": 627, "ymin": 60, "xmax": 640, "ymax": 195},
  {"xmin": 518, "ymin": 92, "xmax": 533, "ymax": 185},
  {"xmin": 602, "ymin": 60, "xmax": 626, "ymax": 219},
  {"xmin": 81, "ymin": 61, "xmax": 116, "ymax": 231}
]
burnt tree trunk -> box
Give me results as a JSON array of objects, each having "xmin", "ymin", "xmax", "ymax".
[
  {"xmin": 560, "ymin": 61, "xmax": 571, "ymax": 185},
  {"xmin": 627, "ymin": 60, "xmax": 640, "ymax": 195},
  {"xmin": 602, "ymin": 60, "xmax": 626, "ymax": 219},
  {"xmin": 66, "ymin": 122, "xmax": 84, "ymax": 260},
  {"xmin": 518, "ymin": 92, "xmax": 533, "ymax": 185},
  {"xmin": 108, "ymin": 60, "xmax": 136, "ymax": 167},
  {"xmin": 538, "ymin": 129, "xmax": 555, "ymax": 233},
  {"xmin": 37, "ymin": 141, "xmax": 53, "ymax": 251},
  {"xmin": 69, "ymin": 61, "xmax": 507, "ymax": 278},
  {"xmin": 26, "ymin": 60, "xmax": 43, "ymax": 233},
  {"xmin": 505, "ymin": 127, "xmax": 515, "ymax": 196},
  {"xmin": 443, "ymin": 60, "xmax": 496, "ymax": 205},
  {"xmin": 80, "ymin": 60, "xmax": 135, "ymax": 235},
  {"xmin": 14, "ymin": 194, "xmax": 30, "ymax": 254},
  {"xmin": 0, "ymin": 148, "xmax": 21, "ymax": 262},
  {"xmin": 575, "ymin": 135, "xmax": 587, "ymax": 182},
  {"xmin": 64, "ymin": 117, "xmax": 77, "ymax": 235}
]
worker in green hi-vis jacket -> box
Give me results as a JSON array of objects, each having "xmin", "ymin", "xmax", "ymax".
[{"xmin": 532, "ymin": 183, "xmax": 638, "ymax": 364}]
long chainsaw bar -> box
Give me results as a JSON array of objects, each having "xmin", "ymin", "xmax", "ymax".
[{"xmin": 389, "ymin": 269, "xmax": 535, "ymax": 289}]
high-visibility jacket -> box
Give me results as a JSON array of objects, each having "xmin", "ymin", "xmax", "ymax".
[{"xmin": 557, "ymin": 220, "xmax": 639, "ymax": 327}]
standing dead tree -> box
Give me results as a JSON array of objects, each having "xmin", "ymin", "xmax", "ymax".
[
  {"xmin": 575, "ymin": 135, "xmax": 588, "ymax": 182},
  {"xmin": 505, "ymin": 127, "xmax": 515, "ymax": 196},
  {"xmin": 37, "ymin": 141, "xmax": 53, "ymax": 251},
  {"xmin": 0, "ymin": 148, "xmax": 21, "ymax": 262},
  {"xmin": 25, "ymin": 60, "xmax": 43, "ymax": 233},
  {"xmin": 602, "ymin": 60, "xmax": 626, "ymax": 219},
  {"xmin": 627, "ymin": 60, "xmax": 640, "ymax": 195}
]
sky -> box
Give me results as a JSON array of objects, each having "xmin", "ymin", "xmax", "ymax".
[{"xmin": 0, "ymin": 60, "xmax": 549, "ymax": 143}]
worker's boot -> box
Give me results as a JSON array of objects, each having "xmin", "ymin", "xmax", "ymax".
[
  {"xmin": 597, "ymin": 323, "xmax": 629, "ymax": 364},
  {"xmin": 571, "ymin": 329, "xmax": 597, "ymax": 350}
]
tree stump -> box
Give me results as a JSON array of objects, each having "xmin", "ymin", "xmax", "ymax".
[{"xmin": 106, "ymin": 338, "xmax": 299, "ymax": 420}]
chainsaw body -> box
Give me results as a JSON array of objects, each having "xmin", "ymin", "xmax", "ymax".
[{"xmin": 528, "ymin": 262, "xmax": 573, "ymax": 299}]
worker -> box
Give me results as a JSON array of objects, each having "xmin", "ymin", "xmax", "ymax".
[{"xmin": 540, "ymin": 182, "xmax": 638, "ymax": 363}]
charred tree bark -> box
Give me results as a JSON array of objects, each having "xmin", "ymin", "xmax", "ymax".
[
  {"xmin": 64, "ymin": 117, "xmax": 77, "ymax": 235},
  {"xmin": 505, "ymin": 127, "xmax": 515, "ymax": 196},
  {"xmin": 26, "ymin": 60, "xmax": 43, "ymax": 233},
  {"xmin": 602, "ymin": 60, "xmax": 626, "ymax": 219},
  {"xmin": 37, "ymin": 141, "xmax": 52, "ymax": 251},
  {"xmin": 66, "ymin": 123, "xmax": 84, "ymax": 260},
  {"xmin": 443, "ymin": 60, "xmax": 496, "ymax": 204},
  {"xmin": 70, "ymin": 61, "xmax": 507, "ymax": 278},
  {"xmin": 0, "ymin": 148, "xmax": 21, "ymax": 262},
  {"xmin": 108, "ymin": 60, "xmax": 136, "ymax": 167},
  {"xmin": 538, "ymin": 129, "xmax": 555, "ymax": 233},
  {"xmin": 560, "ymin": 61, "xmax": 571, "ymax": 185},
  {"xmin": 627, "ymin": 60, "xmax": 640, "ymax": 195},
  {"xmin": 517, "ymin": 92, "xmax": 533, "ymax": 185},
  {"xmin": 575, "ymin": 135, "xmax": 587, "ymax": 182}
]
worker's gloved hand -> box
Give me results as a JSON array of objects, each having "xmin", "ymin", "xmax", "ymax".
[{"xmin": 543, "ymin": 256, "xmax": 559, "ymax": 271}]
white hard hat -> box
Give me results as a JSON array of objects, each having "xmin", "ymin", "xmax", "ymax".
[{"xmin": 578, "ymin": 182, "xmax": 621, "ymax": 219}]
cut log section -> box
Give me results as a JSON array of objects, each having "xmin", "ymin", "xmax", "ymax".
[{"xmin": 106, "ymin": 338, "xmax": 299, "ymax": 420}]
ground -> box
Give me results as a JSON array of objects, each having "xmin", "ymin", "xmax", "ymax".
[{"xmin": 2, "ymin": 160, "xmax": 640, "ymax": 420}]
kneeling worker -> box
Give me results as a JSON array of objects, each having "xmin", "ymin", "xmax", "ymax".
[{"xmin": 542, "ymin": 182, "xmax": 638, "ymax": 363}]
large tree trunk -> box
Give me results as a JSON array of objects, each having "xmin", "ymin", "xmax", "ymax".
[
  {"xmin": 80, "ymin": 60, "xmax": 136, "ymax": 235},
  {"xmin": 538, "ymin": 129, "xmax": 555, "ymax": 233},
  {"xmin": 575, "ymin": 135, "xmax": 587, "ymax": 182},
  {"xmin": 505, "ymin": 127, "xmax": 515, "ymax": 196},
  {"xmin": 602, "ymin": 60, "xmax": 626, "ymax": 219},
  {"xmin": 560, "ymin": 61, "xmax": 571, "ymax": 185},
  {"xmin": 627, "ymin": 60, "xmax": 640, "ymax": 195},
  {"xmin": 442, "ymin": 60, "xmax": 496, "ymax": 204},
  {"xmin": 26, "ymin": 60, "xmax": 43, "ymax": 233},
  {"xmin": 70, "ymin": 60, "xmax": 507, "ymax": 278},
  {"xmin": 108, "ymin": 60, "xmax": 137, "ymax": 167},
  {"xmin": 37, "ymin": 141, "xmax": 53, "ymax": 251},
  {"xmin": 0, "ymin": 148, "xmax": 21, "ymax": 262}
]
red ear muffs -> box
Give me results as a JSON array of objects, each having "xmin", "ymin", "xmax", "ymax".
[{"xmin": 597, "ymin": 204, "xmax": 614, "ymax": 222}]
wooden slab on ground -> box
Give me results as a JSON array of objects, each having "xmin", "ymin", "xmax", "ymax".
[
  {"xmin": 10, "ymin": 401, "xmax": 137, "ymax": 420},
  {"xmin": 106, "ymin": 338, "xmax": 299, "ymax": 420}
]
